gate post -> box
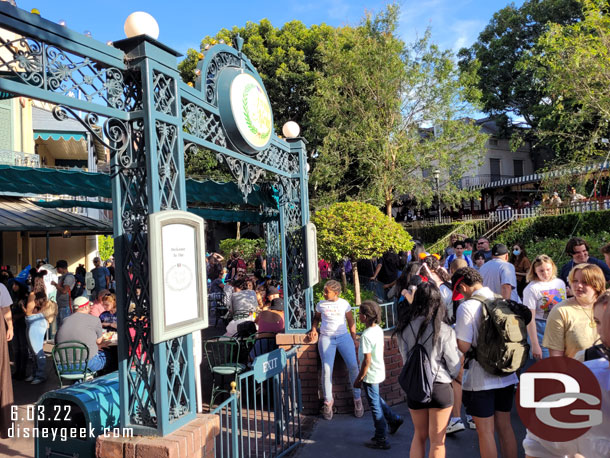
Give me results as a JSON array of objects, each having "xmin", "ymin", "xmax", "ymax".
[{"xmin": 110, "ymin": 35, "xmax": 195, "ymax": 436}]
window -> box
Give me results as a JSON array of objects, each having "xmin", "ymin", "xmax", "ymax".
[
  {"xmin": 489, "ymin": 138, "xmax": 499, "ymax": 147},
  {"xmin": 513, "ymin": 159, "xmax": 524, "ymax": 177},
  {"xmin": 490, "ymin": 158, "xmax": 501, "ymax": 180}
]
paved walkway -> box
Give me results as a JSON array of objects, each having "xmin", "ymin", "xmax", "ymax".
[{"xmin": 295, "ymin": 403, "xmax": 527, "ymax": 458}]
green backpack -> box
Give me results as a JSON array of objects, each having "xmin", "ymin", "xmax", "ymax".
[{"xmin": 469, "ymin": 295, "xmax": 531, "ymax": 376}]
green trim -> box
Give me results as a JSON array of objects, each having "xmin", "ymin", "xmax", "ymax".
[{"xmin": 34, "ymin": 132, "xmax": 86, "ymax": 142}]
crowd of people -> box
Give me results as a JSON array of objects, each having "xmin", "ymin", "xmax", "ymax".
[{"xmin": 309, "ymin": 235, "xmax": 610, "ymax": 456}]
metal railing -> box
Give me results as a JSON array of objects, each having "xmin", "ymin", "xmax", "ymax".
[
  {"xmin": 213, "ymin": 347, "xmax": 302, "ymax": 458},
  {"xmin": 0, "ymin": 149, "xmax": 40, "ymax": 167},
  {"xmin": 352, "ymin": 302, "xmax": 397, "ymax": 332}
]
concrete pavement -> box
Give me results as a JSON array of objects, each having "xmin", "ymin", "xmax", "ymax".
[{"xmin": 294, "ymin": 403, "xmax": 527, "ymax": 458}]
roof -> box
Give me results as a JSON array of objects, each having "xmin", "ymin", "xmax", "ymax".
[{"xmin": 0, "ymin": 196, "xmax": 111, "ymax": 232}]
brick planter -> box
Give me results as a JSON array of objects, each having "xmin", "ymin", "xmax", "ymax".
[{"xmin": 277, "ymin": 332, "xmax": 406, "ymax": 415}]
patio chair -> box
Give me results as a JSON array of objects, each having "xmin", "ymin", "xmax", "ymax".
[
  {"xmin": 203, "ymin": 336, "xmax": 246, "ymax": 410},
  {"xmin": 52, "ymin": 341, "xmax": 96, "ymax": 388}
]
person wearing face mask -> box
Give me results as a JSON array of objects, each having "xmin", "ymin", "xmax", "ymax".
[
  {"xmin": 522, "ymin": 255, "xmax": 566, "ymax": 359},
  {"xmin": 509, "ymin": 243, "xmax": 530, "ymax": 298}
]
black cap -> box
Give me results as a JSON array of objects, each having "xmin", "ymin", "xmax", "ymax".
[
  {"xmin": 491, "ymin": 244, "xmax": 509, "ymax": 256},
  {"xmin": 266, "ymin": 286, "xmax": 280, "ymax": 296},
  {"xmin": 55, "ymin": 260, "xmax": 68, "ymax": 269},
  {"xmin": 270, "ymin": 298, "xmax": 284, "ymax": 311}
]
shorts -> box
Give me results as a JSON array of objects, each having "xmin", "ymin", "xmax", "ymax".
[
  {"xmin": 463, "ymin": 384, "xmax": 515, "ymax": 418},
  {"xmin": 407, "ymin": 382, "xmax": 453, "ymax": 410}
]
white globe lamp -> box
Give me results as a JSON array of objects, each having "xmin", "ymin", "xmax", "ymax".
[
  {"xmin": 124, "ymin": 12, "xmax": 159, "ymax": 40},
  {"xmin": 282, "ymin": 121, "xmax": 300, "ymax": 139}
]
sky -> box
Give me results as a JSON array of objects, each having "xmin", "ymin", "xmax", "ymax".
[{"xmin": 11, "ymin": 0, "xmax": 526, "ymax": 58}]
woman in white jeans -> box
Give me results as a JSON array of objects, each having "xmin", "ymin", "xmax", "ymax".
[{"xmin": 307, "ymin": 280, "xmax": 363, "ymax": 420}]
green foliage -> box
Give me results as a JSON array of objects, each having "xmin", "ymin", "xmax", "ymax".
[
  {"xmin": 520, "ymin": 0, "xmax": 610, "ymax": 164},
  {"xmin": 412, "ymin": 220, "xmax": 488, "ymax": 245},
  {"xmin": 184, "ymin": 146, "xmax": 233, "ymax": 181},
  {"xmin": 97, "ymin": 235, "xmax": 114, "ymax": 261},
  {"xmin": 310, "ymin": 7, "xmax": 486, "ymax": 214},
  {"xmin": 494, "ymin": 209, "xmax": 610, "ymax": 264},
  {"xmin": 218, "ymin": 238, "xmax": 266, "ymax": 263},
  {"xmin": 312, "ymin": 202, "xmax": 413, "ymax": 262},
  {"xmin": 178, "ymin": 19, "xmax": 334, "ymax": 153},
  {"xmin": 313, "ymin": 282, "xmax": 378, "ymax": 332}
]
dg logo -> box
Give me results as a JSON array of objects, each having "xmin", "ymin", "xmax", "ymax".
[{"xmin": 517, "ymin": 356, "xmax": 602, "ymax": 442}]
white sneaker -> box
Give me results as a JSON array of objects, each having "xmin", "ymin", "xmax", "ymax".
[
  {"xmin": 446, "ymin": 418, "xmax": 465, "ymax": 434},
  {"xmin": 24, "ymin": 375, "xmax": 34, "ymax": 382},
  {"xmin": 466, "ymin": 415, "xmax": 476, "ymax": 429},
  {"xmin": 31, "ymin": 378, "xmax": 45, "ymax": 385}
]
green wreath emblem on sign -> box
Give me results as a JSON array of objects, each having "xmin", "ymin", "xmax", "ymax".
[{"xmin": 242, "ymin": 83, "xmax": 271, "ymax": 142}]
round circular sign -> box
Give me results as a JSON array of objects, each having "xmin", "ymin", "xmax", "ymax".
[
  {"xmin": 516, "ymin": 356, "xmax": 602, "ymax": 442},
  {"xmin": 217, "ymin": 68, "xmax": 274, "ymax": 154},
  {"xmin": 230, "ymin": 73, "xmax": 272, "ymax": 149}
]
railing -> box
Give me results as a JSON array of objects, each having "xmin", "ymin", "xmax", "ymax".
[
  {"xmin": 212, "ymin": 387, "xmax": 240, "ymax": 458},
  {"xmin": 213, "ymin": 347, "xmax": 302, "ymax": 458},
  {"xmin": 458, "ymin": 174, "xmax": 514, "ymax": 189},
  {"xmin": 352, "ymin": 302, "xmax": 396, "ymax": 332},
  {"xmin": 0, "ymin": 149, "xmax": 40, "ymax": 167},
  {"xmin": 489, "ymin": 199, "xmax": 610, "ymax": 223}
]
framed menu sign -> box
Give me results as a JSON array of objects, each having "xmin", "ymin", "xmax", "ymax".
[{"xmin": 149, "ymin": 210, "xmax": 208, "ymax": 343}]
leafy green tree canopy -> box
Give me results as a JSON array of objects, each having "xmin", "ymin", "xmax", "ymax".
[
  {"xmin": 97, "ymin": 235, "xmax": 114, "ymax": 261},
  {"xmin": 310, "ymin": 6, "xmax": 487, "ymax": 214},
  {"xmin": 218, "ymin": 238, "xmax": 266, "ymax": 263},
  {"xmin": 312, "ymin": 201, "xmax": 413, "ymax": 262}
]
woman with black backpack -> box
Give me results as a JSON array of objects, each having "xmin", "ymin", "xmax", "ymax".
[{"xmin": 395, "ymin": 282, "xmax": 461, "ymax": 458}]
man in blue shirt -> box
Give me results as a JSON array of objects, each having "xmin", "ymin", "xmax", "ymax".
[
  {"xmin": 91, "ymin": 257, "xmax": 110, "ymax": 298},
  {"xmin": 559, "ymin": 237, "xmax": 610, "ymax": 287}
]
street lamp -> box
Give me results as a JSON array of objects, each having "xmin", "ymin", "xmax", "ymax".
[{"xmin": 433, "ymin": 169, "xmax": 441, "ymax": 223}]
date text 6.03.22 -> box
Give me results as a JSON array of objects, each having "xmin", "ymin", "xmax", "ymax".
[{"xmin": 11, "ymin": 405, "xmax": 72, "ymax": 422}]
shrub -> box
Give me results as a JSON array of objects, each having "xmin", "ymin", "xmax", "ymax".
[
  {"xmin": 412, "ymin": 220, "xmax": 487, "ymax": 245},
  {"xmin": 97, "ymin": 235, "xmax": 114, "ymax": 261},
  {"xmin": 219, "ymin": 238, "xmax": 266, "ymax": 263}
]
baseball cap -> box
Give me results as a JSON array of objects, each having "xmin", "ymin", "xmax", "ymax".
[
  {"xmin": 266, "ymin": 286, "xmax": 280, "ymax": 296},
  {"xmin": 55, "ymin": 260, "xmax": 68, "ymax": 269},
  {"xmin": 452, "ymin": 276, "xmax": 465, "ymax": 301},
  {"xmin": 270, "ymin": 298, "xmax": 284, "ymax": 311},
  {"xmin": 491, "ymin": 244, "xmax": 509, "ymax": 256},
  {"xmin": 74, "ymin": 296, "xmax": 90, "ymax": 309}
]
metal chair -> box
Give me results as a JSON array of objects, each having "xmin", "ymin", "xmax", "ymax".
[
  {"xmin": 246, "ymin": 332, "xmax": 278, "ymax": 364},
  {"xmin": 203, "ymin": 336, "xmax": 246, "ymax": 410},
  {"xmin": 208, "ymin": 292, "xmax": 229, "ymax": 327},
  {"xmin": 52, "ymin": 341, "xmax": 96, "ymax": 388}
]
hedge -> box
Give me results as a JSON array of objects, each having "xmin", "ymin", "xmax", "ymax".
[
  {"xmin": 495, "ymin": 210, "xmax": 610, "ymax": 263},
  {"xmin": 407, "ymin": 220, "xmax": 487, "ymax": 245}
]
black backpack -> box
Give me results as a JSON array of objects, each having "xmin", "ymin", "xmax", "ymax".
[
  {"xmin": 70, "ymin": 273, "xmax": 86, "ymax": 299},
  {"xmin": 398, "ymin": 323, "xmax": 438, "ymax": 404}
]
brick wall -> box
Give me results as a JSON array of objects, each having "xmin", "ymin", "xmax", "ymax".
[
  {"xmin": 96, "ymin": 414, "xmax": 219, "ymax": 458},
  {"xmin": 277, "ymin": 332, "xmax": 406, "ymax": 415}
]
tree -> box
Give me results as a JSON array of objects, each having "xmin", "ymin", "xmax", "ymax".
[
  {"xmin": 521, "ymin": 0, "xmax": 610, "ymax": 164},
  {"xmin": 218, "ymin": 238, "xmax": 266, "ymax": 264},
  {"xmin": 311, "ymin": 201, "xmax": 413, "ymax": 305},
  {"xmin": 458, "ymin": 0, "xmax": 583, "ymax": 162},
  {"xmin": 309, "ymin": 6, "xmax": 487, "ymax": 215},
  {"xmin": 178, "ymin": 20, "xmax": 334, "ymax": 151},
  {"xmin": 97, "ymin": 235, "xmax": 114, "ymax": 261}
]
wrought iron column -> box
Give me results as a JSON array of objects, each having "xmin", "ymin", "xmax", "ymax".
[{"xmin": 111, "ymin": 36, "xmax": 195, "ymax": 436}]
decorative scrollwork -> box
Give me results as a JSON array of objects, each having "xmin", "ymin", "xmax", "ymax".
[
  {"xmin": 217, "ymin": 153, "xmax": 266, "ymax": 200},
  {"xmin": 204, "ymin": 51, "xmax": 241, "ymax": 106},
  {"xmin": 181, "ymin": 101, "xmax": 227, "ymax": 147},
  {"xmin": 156, "ymin": 121, "xmax": 179, "ymax": 210},
  {"xmin": 153, "ymin": 70, "xmax": 176, "ymax": 116},
  {"xmin": 52, "ymin": 105, "xmax": 130, "ymax": 155},
  {"xmin": 257, "ymin": 144, "xmax": 299, "ymax": 174},
  {"xmin": 0, "ymin": 35, "xmax": 127, "ymax": 110}
]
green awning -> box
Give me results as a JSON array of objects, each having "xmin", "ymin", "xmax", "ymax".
[
  {"xmin": 188, "ymin": 208, "xmax": 277, "ymax": 223},
  {"xmin": 0, "ymin": 165, "xmax": 279, "ymax": 215},
  {"xmin": 34, "ymin": 132, "xmax": 86, "ymax": 142},
  {"xmin": 34, "ymin": 199, "xmax": 112, "ymax": 210},
  {"xmin": 32, "ymin": 199, "xmax": 278, "ymax": 223}
]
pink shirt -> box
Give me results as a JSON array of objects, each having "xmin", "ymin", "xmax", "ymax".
[{"xmin": 89, "ymin": 301, "xmax": 105, "ymax": 317}]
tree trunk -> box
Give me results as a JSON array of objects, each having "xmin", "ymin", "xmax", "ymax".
[
  {"xmin": 353, "ymin": 263, "xmax": 361, "ymax": 306},
  {"xmin": 386, "ymin": 200, "xmax": 392, "ymax": 218},
  {"xmin": 236, "ymin": 221, "xmax": 241, "ymax": 240},
  {"xmin": 341, "ymin": 263, "xmax": 348, "ymax": 292}
]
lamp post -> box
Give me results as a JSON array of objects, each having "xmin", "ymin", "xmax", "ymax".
[{"xmin": 433, "ymin": 169, "xmax": 441, "ymax": 223}]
